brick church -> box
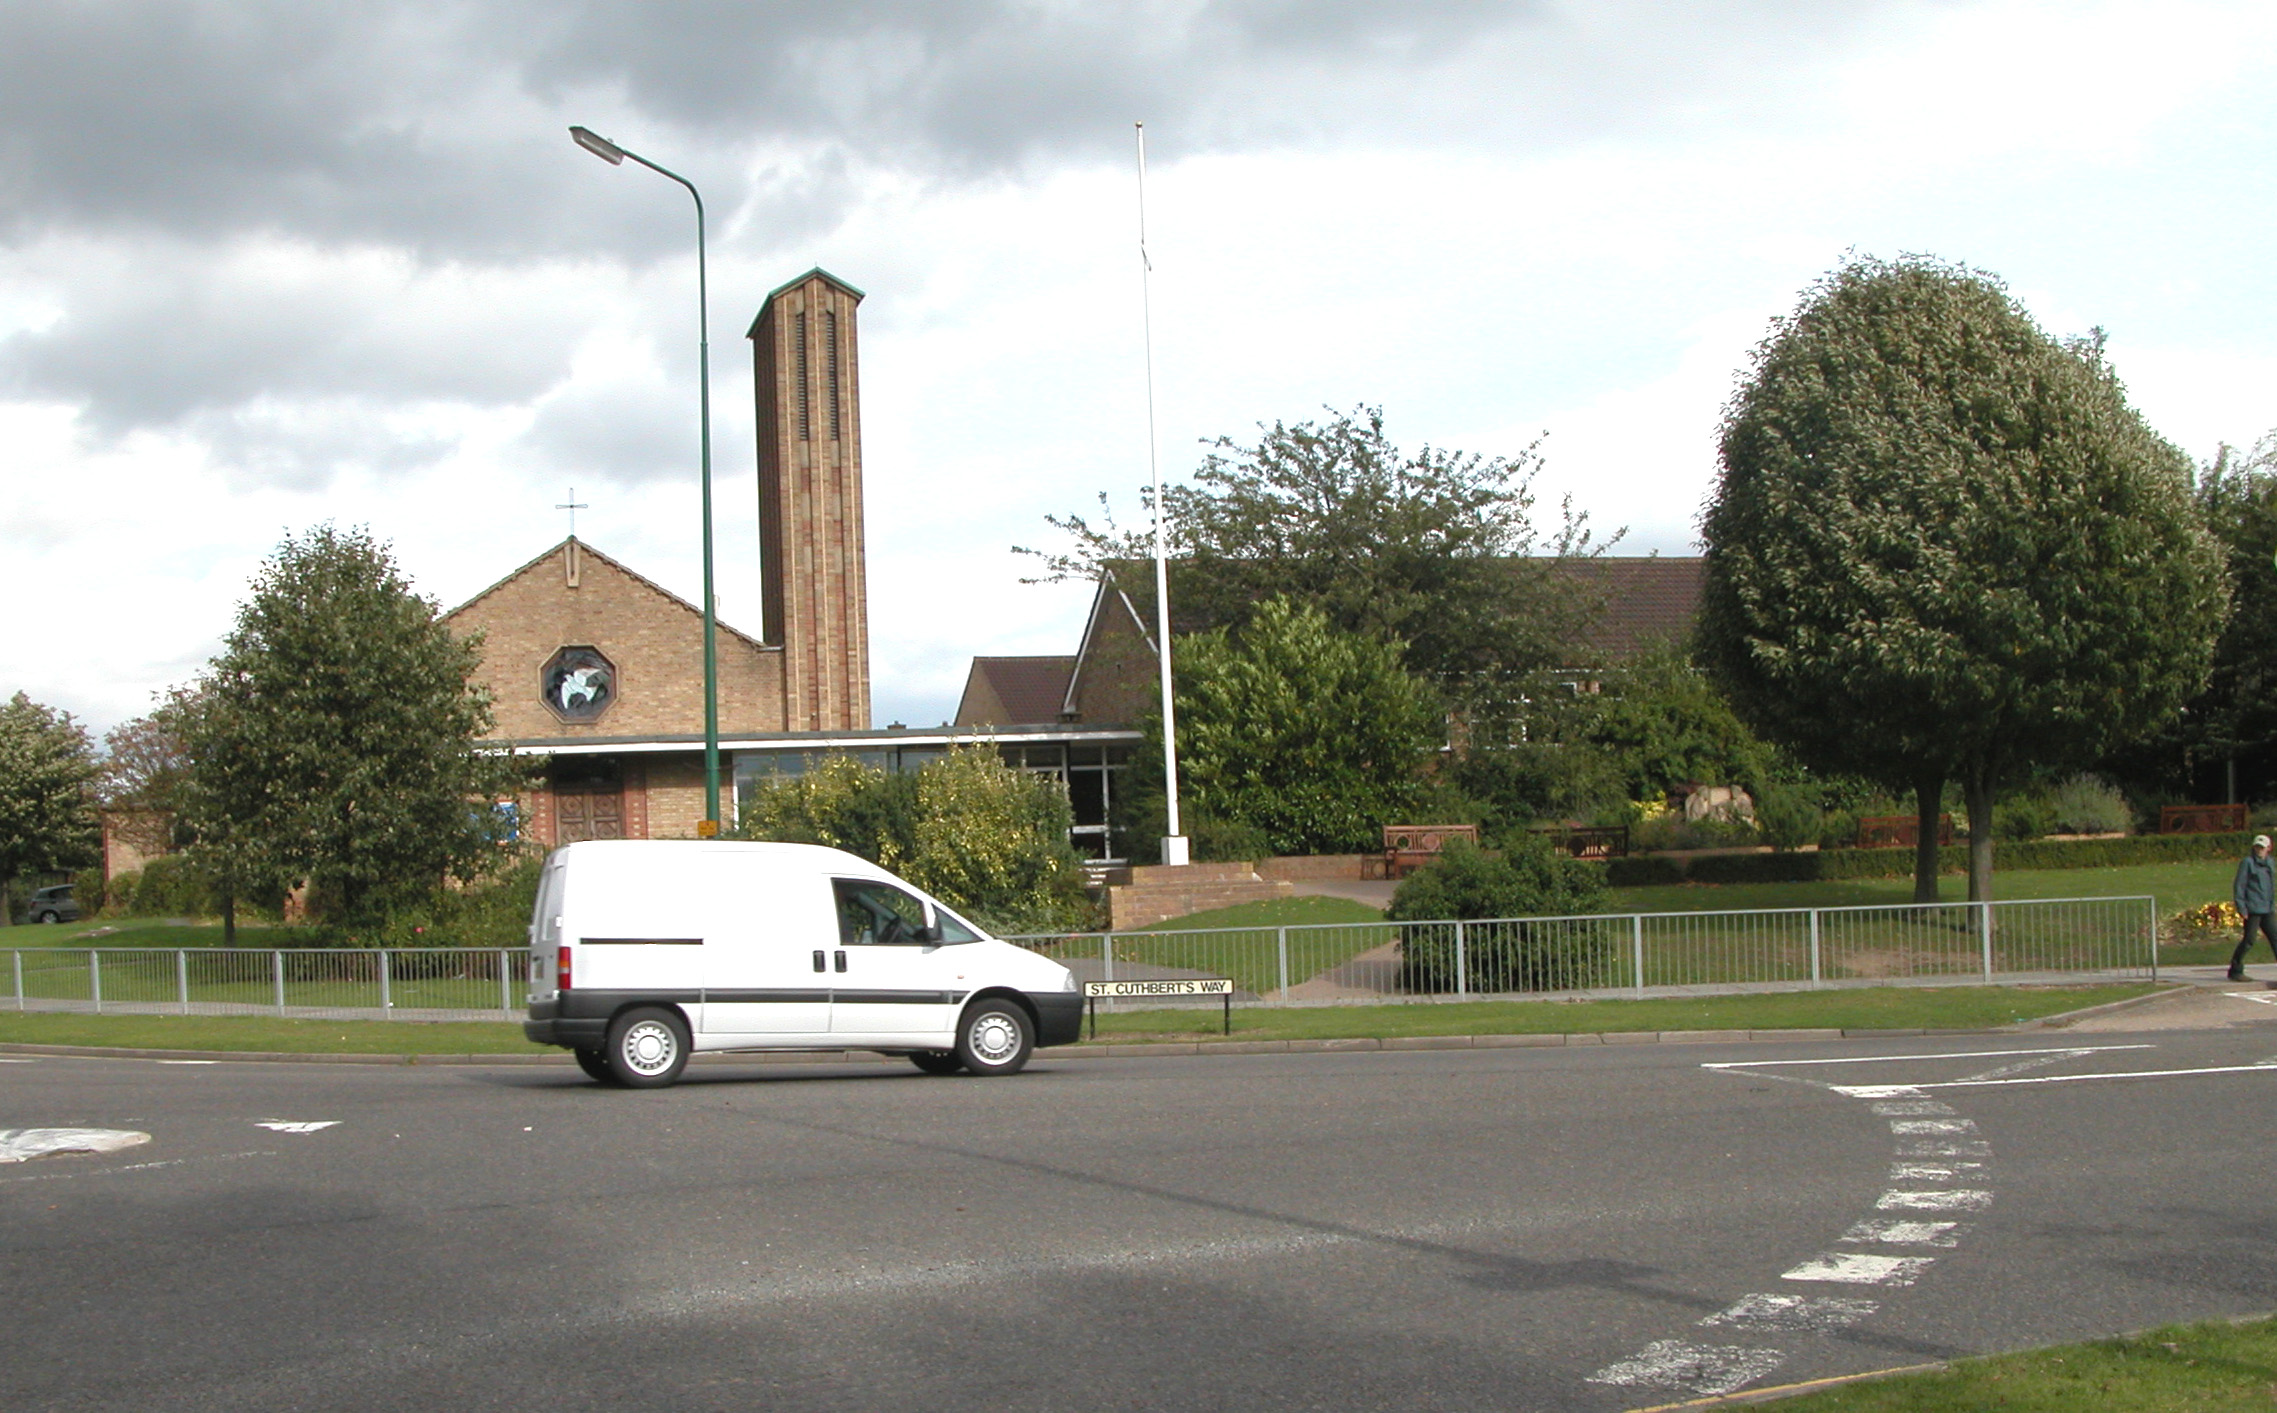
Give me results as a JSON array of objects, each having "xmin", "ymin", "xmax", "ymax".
[{"xmin": 444, "ymin": 269, "xmax": 1141, "ymax": 854}]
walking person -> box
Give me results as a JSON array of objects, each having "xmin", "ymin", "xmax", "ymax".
[{"xmin": 2230, "ymin": 834, "xmax": 2277, "ymax": 981}]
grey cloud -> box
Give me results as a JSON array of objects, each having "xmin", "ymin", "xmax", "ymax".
[{"xmin": 518, "ymin": 377, "xmax": 705, "ymax": 488}]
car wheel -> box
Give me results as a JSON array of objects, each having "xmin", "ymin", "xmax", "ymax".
[
  {"xmin": 954, "ymin": 999, "xmax": 1033, "ymax": 1077},
  {"xmin": 605, "ymin": 1007, "xmax": 690, "ymax": 1089},
  {"xmin": 908, "ymin": 1050, "xmax": 964, "ymax": 1076},
  {"xmin": 33, "ymin": 911, "xmax": 56, "ymax": 925},
  {"xmin": 572, "ymin": 1047, "xmax": 615, "ymax": 1084}
]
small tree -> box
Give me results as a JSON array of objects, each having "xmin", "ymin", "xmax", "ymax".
[
  {"xmin": 1387, "ymin": 836, "xmax": 1611, "ymax": 991},
  {"xmin": 1124, "ymin": 596, "xmax": 1442, "ymax": 857},
  {"xmin": 1699, "ymin": 257, "xmax": 2227, "ymax": 901},
  {"xmin": 0, "ymin": 692, "xmax": 99, "ymax": 923},
  {"xmin": 185, "ymin": 526, "xmax": 526, "ymax": 933},
  {"xmin": 735, "ymin": 749, "xmax": 1092, "ymax": 934},
  {"xmin": 1024, "ymin": 406, "xmax": 1606, "ymax": 707}
]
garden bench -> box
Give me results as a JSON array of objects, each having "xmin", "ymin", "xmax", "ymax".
[
  {"xmin": 1381, "ymin": 824, "xmax": 1479, "ymax": 879},
  {"xmin": 2160, "ymin": 803, "xmax": 2248, "ymax": 835}
]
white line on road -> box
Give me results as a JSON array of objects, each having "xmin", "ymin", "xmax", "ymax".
[
  {"xmin": 1782, "ymin": 1252, "xmax": 1936, "ymax": 1286},
  {"xmin": 1888, "ymin": 1118, "xmax": 1978, "ymax": 1135},
  {"xmin": 1587, "ymin": 1340, "xmax": 1786, "ymax": 1397},
  {"xmin": 1702, "ymin": 1293, "xmax": 1878, "ymax": 1332},
  {"xmin": 1896, "ymin": 1138, "xmax": 1992, "ymax": 1158},
  {"xmin": 1890, "ymin": 1161, "xmax": 1989, "ymax": 1182},
  {"xmin": 1879, "ymin": 1189, "xmax": 1993, "ymax": 1212},
  {"xmin": 1703, "ymin": 1044, "xmax": 2155, "ymax": 1070},
  {"xmin": 1841, "ymin": 1219, "xmax": 1963, "ymax": 1247},
  {"xmin": 1834, "ymin": 1063, "xmax": 2277, "ymax": 1093},
  {"xmin": 0, "ymin": 1128, "xmax": 150, "ymax": 1163},
  {"xmin": 157, "ymin": 1060, "xmax": 217, "ymax": 1066},
  {"xmin": 1871, "ymin": 1100, "xmax": 1957, "ymax": 1116},
  {"xmin": 254, "ymin": 1121, "xmax": 339, "ymax": 1134},
  {"xmin": 0, "ymin": 1149, "xmax": 274, "ymax": 1185}
]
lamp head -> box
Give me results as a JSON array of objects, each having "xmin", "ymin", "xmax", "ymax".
[{"xmin": 569, "ymin": 126, "xmax": 626, "ymax": 165}]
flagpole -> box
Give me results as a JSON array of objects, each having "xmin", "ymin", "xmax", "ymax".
[{"xmin": 1137, "ymin": 122, "xmax": 1187, "ymax": 867}]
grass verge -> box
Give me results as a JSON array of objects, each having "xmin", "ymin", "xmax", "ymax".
[
  {"xmin": 1077, "ymin": 983, "xmax": 2159, "ymax": 1041},
  {"xmin": 0, "ymin": 1013, "xmax": 553, "ymax": 1055},
  {"xmin": 1764, "ymin": 1312, "xmax": 2277, "ymax": 1411},
  {"xmin": 1128, "ymin": 895, "xmax": 1386, "ymax": 931}
]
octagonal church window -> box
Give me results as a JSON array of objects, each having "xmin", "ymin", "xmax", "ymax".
[{"xmin": 541, "ymin": 646, "xmax": 617, "ymax": 723}]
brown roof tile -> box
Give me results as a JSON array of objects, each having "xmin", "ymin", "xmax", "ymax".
[{"xmin": 956, "ymin": 656, "xmax": 1078, "ymax": 726}]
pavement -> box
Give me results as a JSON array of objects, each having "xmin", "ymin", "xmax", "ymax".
[{"xmin": 5, "ymin": 997, "xmax": 2277, "ymax": 1410}]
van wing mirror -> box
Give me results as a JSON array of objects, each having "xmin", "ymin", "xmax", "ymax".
[{"xmin": 918, "ymin": 923, "xmax": 943, "ymax": 944}]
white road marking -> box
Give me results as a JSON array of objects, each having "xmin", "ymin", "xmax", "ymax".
[
  {"xmin": 2231, "ymin": 992, "xmax": 2277, "ymax": 1006},
  {"xmin": 0, "ymin": 1128, "xmax": 152, "ymax": 1163},
  {"xmin": 1782, "ymin": 1252, "xmax": 1936, "ymax": 1286},
  {"xmin": 1871, "ymin": 1100, "xmax": 1957, "ymax": 1116},
  {"xmin": 1897, "ymin": 1138, "xmax": 1992, "ymax": 1158},
  {"xmin": 1888, "ymin": 1118, "xmax": 1978, "ymax": 1135},
  {"xmin": 156, "ymin": 1060, "xmax": 217, "ymax": 1066},
  {"xmin": 1951, "ymin": 1049, "xmax": 2097, "ymax": 1083},
  {"xmin": 1837, "ymin": 1063, "xmax": 2277, "ymax": 1093},
  {"xmin": 1890, "ymin": 1161, "xmax": 1989, "ymax": 1182},
  {"xmin": 0, "ymin": 1058, "xmax": 38, "ymax": 1064},
  {"xmin": 1879, "ymin": 1189, "xmax": 1992, "ymax": 1212},
  {"xmin": 0, "ymin": 1150, "xmax": 273, "ymax": 1184},
  {"xmin": 254, "ymin": 1121, "xmax": 339, "ymax": 1134},
  {"xmin": 1703, "ymin": 1044, "xmax": 2155, "ymax": 1070},
  {"xmin": 1585, "ymin": 1340, "xmax": 1786, "ymax": 1396},
  {"xmin": 1841, "ymin": 1219, "xmax": 1963, "ymax": 1247},
  {"xmin": 1701, "ymin": 1293, "xmax": 1878, "ymax": 1332}
]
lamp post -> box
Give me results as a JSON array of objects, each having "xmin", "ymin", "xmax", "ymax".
[{"xmin": 570, "ymin": 125, "xmax": 722, "ymax": 834}]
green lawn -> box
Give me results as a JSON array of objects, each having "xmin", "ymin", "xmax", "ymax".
[
  {"xmin": 1770, "ymin": 1312, "xmax": 2277, "ymax": 1411},
  {"xmin": 1080, "ymin": 983, "xmax": 2158, "ymax": 1040},
  {"xmin": 1131, "ymin": 895, "xmax": 1385, "ymax": 931},
  {"xmin": 0, "ymin": 919, "xmax": 282, "ymax": 949},
  {"xmin": 0, "ymin": 982, "xmax": 2155, "ymax": 1053},
  {"xmin": 1608, "ymin": 858, "xmax": 2238, "ymax": 917},
  {"xmin": 0, "ymin": 1012, "xmax": 552, "ymax": 1055}
]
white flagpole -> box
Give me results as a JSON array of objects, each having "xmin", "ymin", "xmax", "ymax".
[{"xmin": 1137, "ymin": 122, "xmax": 1187, "ymax": 866}]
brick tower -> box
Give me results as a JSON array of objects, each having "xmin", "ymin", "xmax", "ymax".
[{"xmin": 749, "ymin": 268, "xmax": 871, "ymax": 731}]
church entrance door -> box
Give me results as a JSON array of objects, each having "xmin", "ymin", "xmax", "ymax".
[{"xmin": 552, "ymin": 759, "xmax": 625, "ymax": 843}]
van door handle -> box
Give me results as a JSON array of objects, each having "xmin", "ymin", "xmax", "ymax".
[
  {"xmin": 812, "ymin": 950, "xmax": 826, "ymax": 973},
  {"xmin": 834, "ymin": 950, "xmax": 848, "ymax": 973}
]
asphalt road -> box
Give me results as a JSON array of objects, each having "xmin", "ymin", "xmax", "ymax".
[{"xmin": 6, "ymin": 1023, "xmax": 2277, "ymax": 1411}]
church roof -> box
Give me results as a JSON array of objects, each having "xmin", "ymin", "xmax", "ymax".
[
  {"xmin": 955, "ymin": 657, "xmax": 1078, "ymax": 727},
  {"xmin": 747, "ymin": 267, "xmax": 865, "ymax": 336},
  {"xmin": 442, "ymin": 537, "xmax": 774, "ymax": 655},
  {"xmin": 1556, "ymin": 556, "xmax": 1705, "ymax": 660}
]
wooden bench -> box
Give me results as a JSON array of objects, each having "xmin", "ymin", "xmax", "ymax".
[
  {"xmin": 2162, "ymin": 803, "xmax": 2248, "ymax": 835},
  {"xmin": 1856, "ymin": 814, "xmax": 1953, "ymax": 849},
  {"xmin": 1382, "ymin": 824, "xmax": 1479, "ymax": 879},
  {"xmin": 1529, "ymin": 825, "xmax": 1630, "ymax": 860}
]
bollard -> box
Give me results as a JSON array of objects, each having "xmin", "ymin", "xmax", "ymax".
[
  {"xmin": 177, "ymin": 949, "xmax": 189, "ymax": 1014},
  {"xmin": 1631, "ymin": 915, "xmax": 1646, "ymax": 996},
  {"xmin": 273, "ymin": 950, "xmax": 286, "ymax": 1016},
  {"xmin": 1453, "ymin": 921, "xmax": 1468, "ymax": 998},
  {"xmin": 1276, "ymin": 927, "xmax": 1289, "ymax": 1005},
  {"xmin": 1978, "ymin": 902, "xmax": 1994, "ymax": 981},
  {"xmin": 379, "ymin": 949, "xmax": 393, "ymax": 1016},
  {"xmin": 1809, "ymin": 909, "xmax": 1822, "ymax": 987},
  {"xmin": 90, "ymin": 950, "xmax": 102, "ymax": 1014}
]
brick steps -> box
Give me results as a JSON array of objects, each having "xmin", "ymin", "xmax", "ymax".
[{"xmin": 1106, "ymin": 863, "xmax": 1293, "ymax": 930}]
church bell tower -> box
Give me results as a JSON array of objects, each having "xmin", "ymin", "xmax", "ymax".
[{"xmin": 748, "ymin": 268, "xmax": 871, "ymax": 732}]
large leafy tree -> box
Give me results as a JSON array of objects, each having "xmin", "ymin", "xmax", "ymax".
[
  {"xmin": 1124, "ymin": 596, "xmax": 1442, "ymax": 856},
  {"xmin": 1023, "ymin": 406, "xmax": 1604, "ymax": 704},
  {"xmin": 1699, "ymin": 257, "xmax": 2227, "ymax": 901},
  {"xmin": 0, "ymin": 692, "xmax": 99, "ymax": 923},
  {"xmin": 2161, "ymin": 436, "xmax": 2277, "ymax": 796},
  {"xmin": 185, "ymin": 526, "xmax": 524, "ymax": 931}
]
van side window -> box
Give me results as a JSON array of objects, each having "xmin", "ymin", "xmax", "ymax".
[
  {"xmin": 834, "ymin": 879, "xmax": 929, "ymax": 946},
  {"xmin": 933, "ymin": 909, "xmax": 980, "ymax": 944}
]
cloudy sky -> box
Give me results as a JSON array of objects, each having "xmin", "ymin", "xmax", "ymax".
[{"xmin": 7, "ymin": 0, "xmax": 2276, "ymax": 739}]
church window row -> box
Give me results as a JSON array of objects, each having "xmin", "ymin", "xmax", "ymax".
[{"xmin": 793, "ymin": 307, "xmax": 845, "ymax": 445}]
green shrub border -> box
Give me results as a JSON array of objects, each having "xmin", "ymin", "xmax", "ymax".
[{"xmin": 1606, "ymin": 830, "xmax": 2258, "ymax": 888}]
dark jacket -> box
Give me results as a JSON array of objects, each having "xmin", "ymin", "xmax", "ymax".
[{"xmin": 2237, "ymin": 852, "xmax": 2275, "ymax": 915}]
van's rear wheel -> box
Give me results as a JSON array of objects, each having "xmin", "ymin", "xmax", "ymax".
[
  {"xmin": 572, "ymin": 1047, "xmax": 615, "ymax": 1084},
  {"xmin": 605, "ymin": 1007, "xmax": 689, "ymax": 1088},
  {"xmin": 909, "ymin": 1051, "xmax": 964, "ymax": 1076},
  {"xmin": 954, "ymin": 999, "xmax": 1033, "ymax": 1077}
]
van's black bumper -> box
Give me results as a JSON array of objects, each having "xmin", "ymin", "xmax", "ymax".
[
  {"xmin": 1027, "ymin": 991, "xmax": 1084, "ymax": 1048},
  {"xmin": 522, "ymin": 992, "xmax": 681, "ymax": 1049}
]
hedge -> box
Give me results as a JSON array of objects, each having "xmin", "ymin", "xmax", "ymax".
[{"xmin": 1606, "ymin": 830, "xmax": 2259, "ymax": 888}]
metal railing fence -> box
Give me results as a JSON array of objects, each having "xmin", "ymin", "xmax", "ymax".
[
  {"xmin": 0, "ymin": 896, "xmax": 2156, "ymax": 1022},
  {"xmin": 4, "ymin": 947, "xmax": 528, "ymax": 1020},
  {"xmin": 1007, "ymin": 895, "xmax": 2159, "ymax": 1007}
]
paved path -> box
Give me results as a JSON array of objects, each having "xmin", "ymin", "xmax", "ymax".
[{"xmin": 4, "ymin": 1013, "xmax": 2276, "ymax": 1410}]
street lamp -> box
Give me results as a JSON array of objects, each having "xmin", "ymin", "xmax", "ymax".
[{"xmin": 570, "ymin": 125, "xmax": 722, "ymax": 835}]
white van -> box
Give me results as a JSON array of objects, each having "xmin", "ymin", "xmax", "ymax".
[{"xmin": 522, "ymin": 840, "xmax": 1083, "ymax": 1087}]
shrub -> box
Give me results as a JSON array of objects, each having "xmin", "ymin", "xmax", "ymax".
[
  {"xmin": 1993, "ymin": 794, "xmax": 2055, "ymax": 842},
  {"xmin": 1190, "ymin": 815, "xmax": 1273, "ymax": 864},
  {"xmin": 1816, "ymin": 809, "xmax": 1860, "ymax": 851},
  {"xmin": 131, "ymin": 854, "xmax": 214, "ymax": 917},
  {"xmin": 1389, "ymin": 836, "xmax": 1611, "ymax": 991},
  {"xmin": 358, "ymin": 853, "xmax": 546, "ymax": 950},
  {"xmin": 2047, "ymin": 773, "xmax": 2131, "ymax": 835},
  {"xmin": 1754, "ymin": 785, "xmax": 1822, "ymax": 852},
  {"xmin": 1604, "ymin": 829, "xmax": 2259, "ymax": 886}
]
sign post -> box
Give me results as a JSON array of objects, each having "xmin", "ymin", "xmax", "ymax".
[{"xmin": 1082, "ymin": 977, "xmax": 1233, "ymax": 1038}]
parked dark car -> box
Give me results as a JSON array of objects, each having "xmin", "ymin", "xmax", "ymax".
[{"xmin": 24, "ymin": 885, "xmax": 80, "ymax": 925}]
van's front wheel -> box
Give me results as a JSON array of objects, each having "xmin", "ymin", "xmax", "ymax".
[
  {"xmin": 606, "ymin": 1007, "xmax": 690, "ymax": 1088},
  {"xmin": 955, "ymin": 1000, "xmax": 1034, "ymax": 1077}
]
